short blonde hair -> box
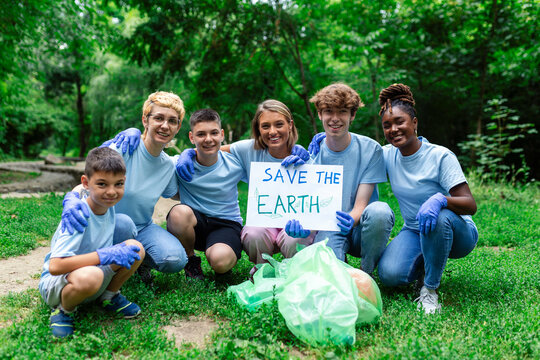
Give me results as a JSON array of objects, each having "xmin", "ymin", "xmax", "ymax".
[
  {"xmin": 309, "ymin": 83, "xmax": 364, "ymax": 115},
  {"xmin": 142, "ymin": 91, "xmax": 185, "ymax": 139},
  {"xmin": 251, "ymin": 99, "xmax": 298, "ymax": 152}
]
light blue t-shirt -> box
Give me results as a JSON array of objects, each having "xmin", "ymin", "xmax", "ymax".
[
  {"xmin": 176, "ymin": 151, "xmax": 246, "ymax": 224},
  {"xmin": 309, "ymin": 133, "xmax": 387, "ymax": 212},
  {"xmin": 111, "ymin": 142, "xmax": 178, "ymax": 230},
  {"xmin": 40, "ymin": 198, "xmax": 115, "ymax": 278},
  {"xmin": 230, "ymin": 139, "xmax": 282, "ymax": 181},
  {"xmin": 383, "ymin": 137, "xmax": 476, "ymax": 231}
]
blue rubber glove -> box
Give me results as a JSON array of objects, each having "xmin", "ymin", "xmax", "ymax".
[
  {"xmin": 281, "ymin": 155, "xmax": 305, "ymax": 167},
  {"xmin": 175, "ymin": 148, "xmax": 197, "ymax": 182},
  {"xmin": 285, "ymin": 219, "xmax": 311, "ymax": 238},
  {"xmin": 100, "ymin": 128, "xmax": 141, "ymax": 155},
  {"xmin": 336, "ymin": 210, "xmax": 354, "ymax": 235},
  {"xmin": 60, "ymin": 192, "xmax": 90, "ymax": 235},
  {"xmin": 308, "ymin": 132, "xmax": 326, "ymax": 156},
  {"xmin": 291, "ymin": 144, "xmax": 310, "ymax": 161},
  {"xmin": 416, "ymin": 192, "xmax": 448, "ymax": 235},
  {"xmin": 96, "ymin": 243, "xmax": 141, "ymax": 269}
]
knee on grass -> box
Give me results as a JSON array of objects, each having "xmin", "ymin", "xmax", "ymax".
[{"xmin": 206, "ymin": 244, "xmax": 237, "ymax": 274}]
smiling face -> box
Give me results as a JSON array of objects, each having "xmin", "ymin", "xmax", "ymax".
[
  {"xmin": 189, "ymin": 120, "xmax": 224, "ymax": 164},
  {"xmin": 82, "ymin": 170, "xmax": 125, "ymax": 215},
  {"xmin": 258, "ymin": 111, "xmax": 292, "ymax": 158},
  {"xmin": 142, "ymin": 105, "xmax": 181, "ymax": 152},
  {"xmin": 381, "ymin": 106, "xmax": 420, "ymax": 156},
  {"xmin": 319, "ymin": 107, "xmax": 354, "ymax": 140}
]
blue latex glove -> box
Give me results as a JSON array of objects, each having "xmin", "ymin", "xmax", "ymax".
[
  {"xmin": 281, "ymin": 155, "xmax": 305, "ymax": 167},
  {"xmin": 175, "ymin": 148, "xmax": 197, "ymax": 182},
  {"xmin": 308, "ymin": 132, "xmax": 326, "ymax": 156},
  {"xmin": 291, "ymin": 144, "xmax": 310, "ymax": 161},
  {"xmin": 416, "ymin": 192, "xmax": 447, "ymax": 235},
  {"xmin": 60, "ymin": 192, "xmax": 90, "ymax": 235},
  {"xmin": 336, "ymin": 210, "xmax": 354, "ymax": 235},
  {"xmin": 285, "ymin": 219, "xmax": 311, "ymax": 238},
  {"xmin": 96, "ymin": 243, "xmax": 141, "ymax": 269},
  {"xmin": 100, "ymin": 128, "xmax": 141, "ymax": 155}
]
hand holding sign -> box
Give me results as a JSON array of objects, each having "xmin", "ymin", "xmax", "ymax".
[
  {"xmin": 285, "ymin": 219, "xmax": 311, "ymax": 238},
  {"xmin": 336, "ymin": 211, "xmax": 354, "ymax": 235},
  {"xmin": 246, "ymin": 162, "xmax": 343, "ymax": 231}
]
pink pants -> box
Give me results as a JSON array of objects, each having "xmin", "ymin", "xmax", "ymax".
[{"xmin": 241, "ymin": 226, "xmax": 315, "ymax": 264}]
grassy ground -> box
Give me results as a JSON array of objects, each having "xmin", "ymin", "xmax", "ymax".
[{"xmin": 0, "ymin": 178, "xmax": 538, "ymax": 359}]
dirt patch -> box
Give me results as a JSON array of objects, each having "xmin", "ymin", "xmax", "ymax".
[
  {"xmin": 152, "ymin": 197, "xmax": 178, "ymax": 225},
  {"xmin": 0, "ymin": 246, "xmax": 49, "ymax": 297},
  {"xmin": 486, "ymin": 246, "xmax": 515, "ymax": 251},
  {"xmin": 162, "ymin": 316, "xmax": 219, "ymax": 348}
]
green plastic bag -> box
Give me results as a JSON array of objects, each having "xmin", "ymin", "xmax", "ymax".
[
  {"xmin": 277, "ymin": 241, "xmax": 382, "ymax": 346},
  {"xmin": 227, "ymin": 241, "xmax": 382, "ymax": 345},
  {"xmin": 227, "ymin": 254, "xmax": 289, "ymax": 311}
]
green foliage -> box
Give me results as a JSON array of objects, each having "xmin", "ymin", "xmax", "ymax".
[
  {"xmin": 458, "ymin": 97, "xmax": 537, "ymax": 183},
  {"xmin": 1, "ymin": 0, "xmax": 539, "ymax": 178}
]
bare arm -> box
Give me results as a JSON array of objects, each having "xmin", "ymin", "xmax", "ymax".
[
  {"xmin": 446, "ymin": 182, "xmax": 477, "ymax": 215},
  {"xmin": 349, "ymin": 183, "xmax": 376, "ymax": 226},
  {"xmin": 220, "ymin": 144, "xmax": 231, "ymax": 153},
  {"xmin": 49, "ymin": 252, "xmax": 100, "ymax": 276}
]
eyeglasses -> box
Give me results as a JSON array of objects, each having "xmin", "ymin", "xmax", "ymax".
[{"xmin": 147, "ymin": 114, "xmax": 180, "ymax": 127}]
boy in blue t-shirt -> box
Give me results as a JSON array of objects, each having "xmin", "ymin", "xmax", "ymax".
[
  {"xmin": 166, "ymin": 109, "xmax": 246, "ymax": 281},
  {"xmin": 39, "ymin": 147, "xmax": 145, "ymax": 338},
  {"xmin": 289, "ymin": 83, "xmax": 395, "ymax": 275}
]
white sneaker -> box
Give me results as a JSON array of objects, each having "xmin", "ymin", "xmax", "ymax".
[{"xmin": 414, "ymin": 286, "xmax": 441, "ymax": 314}]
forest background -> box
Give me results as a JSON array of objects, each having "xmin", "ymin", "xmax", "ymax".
[{"xmin": 1, "ymin": 0, "xmax": 538, "ymax": 181}]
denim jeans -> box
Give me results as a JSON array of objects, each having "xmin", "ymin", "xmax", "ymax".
[
  {"xmin": 114, "ymin": 214, "xmax": 188, "ymax": 273},
  {"xmin": 314, "ymin": 201, "xmax": 394, "ymax": 273},
  {"xmin": 378, "ymin": 209, "xmax": 478, "ymax": 290}
]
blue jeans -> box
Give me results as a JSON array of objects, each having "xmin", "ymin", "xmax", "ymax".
[
  {"xmin": 378, "ymin": 209, "xmax": 478, "ymax": 290},
  {"xmin": 314, "ymin": 201, "xmax": 394, "ymax": 273},
  {"xmin": 114, "ymin": 214, "xmax": 188, "ymax": 273}
]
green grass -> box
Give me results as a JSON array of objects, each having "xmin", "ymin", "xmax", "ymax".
[
  {"xmin": 0, "ymin": 171, "xmax": 40, "ymax": 185},
  {"xmin": 0, "ymin": 194, "xmax": 63, "ymax": 258},
  {"xmin": 0, "ymin": 179, "xmax": 539, "ymax": 359}
]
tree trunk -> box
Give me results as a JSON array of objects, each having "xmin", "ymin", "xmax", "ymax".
[{"xmin": 75, "ymin": 76, "xmax": 87, "ymax": 157}]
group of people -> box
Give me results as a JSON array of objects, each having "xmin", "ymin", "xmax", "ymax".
[{"xmin": 39, "ymin": 83, "xmax": 478, "ymax": 338}]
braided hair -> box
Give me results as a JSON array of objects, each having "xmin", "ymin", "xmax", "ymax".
[{"xmin": 378, "ymin": 83, "xmax": 416, "ymax": 120}]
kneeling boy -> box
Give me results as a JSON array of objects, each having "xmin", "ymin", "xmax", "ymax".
[
  {"xmin": 39, "ymin": 147, "xmax": 145, "ymax": 338},
  {"xmin": 167, "ymin": 109, "xmax": 246, "ymax": 280}
]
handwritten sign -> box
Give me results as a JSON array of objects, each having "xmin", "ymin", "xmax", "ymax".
[{"xmin": 246, "ymin": 162, "xmax": 343, "ymax": 231}]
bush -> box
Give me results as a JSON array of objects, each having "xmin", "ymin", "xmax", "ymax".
[{"xmin": 458, "ymin": 97, "xmax": 537, "ymax": 183}]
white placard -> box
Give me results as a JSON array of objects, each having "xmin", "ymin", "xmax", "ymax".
[{"xmin": 245, "ymin": 162, "xmax": 343, "ymax": 231}]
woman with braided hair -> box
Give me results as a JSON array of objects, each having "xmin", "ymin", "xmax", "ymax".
[{"xmin": 376, "ymin": 83, "xmax": 478, "ymax": 314}]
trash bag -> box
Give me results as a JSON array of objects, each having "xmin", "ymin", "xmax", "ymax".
[
  {"xmin": 277, "ymin": 241, "xmax": 382, "ymax": 346},
  {"xmin": 345, "ymin": 266, "xmax": 383, "ymax": 316},
  {"xmin": 227, "ymin": 254, "xmax": 290, "ymax": 311},
  {"xmin": 227, "ymin": 241, "xmax": 382, "ymax": 345}
]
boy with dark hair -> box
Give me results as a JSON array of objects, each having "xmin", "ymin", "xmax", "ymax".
[
  {"xmin": 39, "ymin": 147, "xmax": 145, "ymax": 338},
  {"xmin": 289, "ymin": 83, "xmax": 394, "ymax": 275},
  {"xmin": 166, "ymin": 109, "xmax": 246, "ymax": 280}
]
